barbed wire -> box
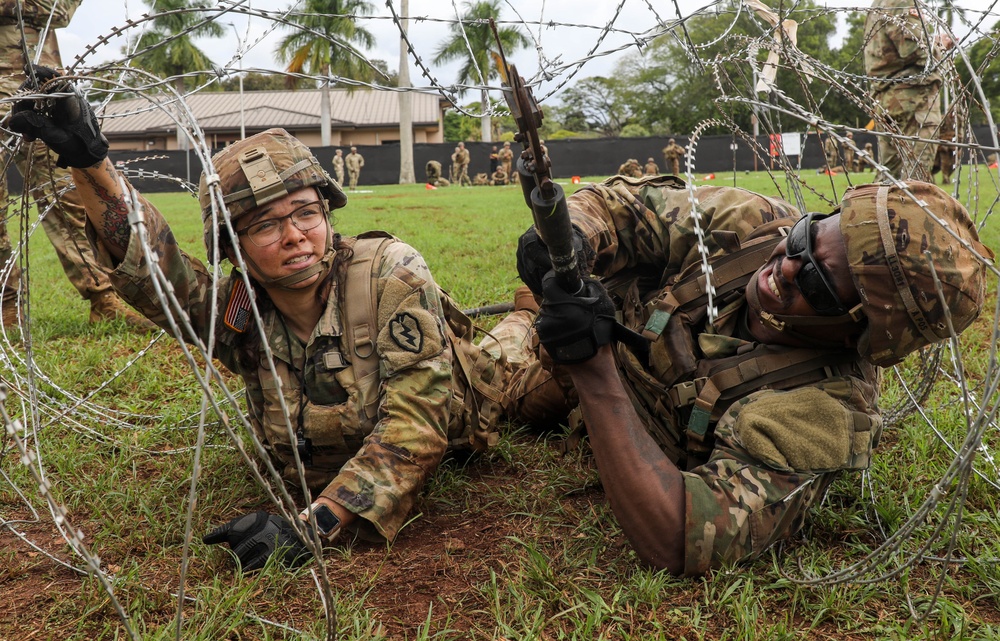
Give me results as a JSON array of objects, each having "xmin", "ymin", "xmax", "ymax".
[{"xmin": 1, "ymin": 0, "xmax": 999, "ymax": 635}]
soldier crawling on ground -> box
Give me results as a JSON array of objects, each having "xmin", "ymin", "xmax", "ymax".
[
  {"xmin": 508, "ymin": 174, "xmax": 990, "ymax": 574},
  {"xmin": 425, "ymin": 159, "xmax": 450, "ymax": 187}
]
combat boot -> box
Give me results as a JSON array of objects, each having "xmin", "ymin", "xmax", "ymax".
[
  {"xmin": 514, "ymin": 286, "xmax": 540, "ymax": 314},
  {"xmin": 89, "ymin": 290, "xmax": 157, "ymax": 331}
]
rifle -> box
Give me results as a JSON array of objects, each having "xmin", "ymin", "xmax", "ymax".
[{"xmin": 490, "ymin": 21, "xmax": 649, "ymax": 361}]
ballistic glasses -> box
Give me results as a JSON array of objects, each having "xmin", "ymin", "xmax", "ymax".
[
  {"xmin": 785, "ymin": 212, "xmax": 849, "ymax": 316},
  {"xmin": 237, "ymin": 201, "xmax": 326, "ymax": 247}
]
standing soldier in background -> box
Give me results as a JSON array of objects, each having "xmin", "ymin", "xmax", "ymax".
[
  {"xmin": 643, "ymin": 158, "xmax": 659, "ymax": 176},
  {"xmin": 841, "ymin": 132, "xmax": 856, "ymax": 174},
  {"xmin": 345, "ymin": 146, "xmax": 364, "ymax": 190},
  {"xmin": 864, "ymin": 0, "xmax": 950, "ymax": 181},
  {"xmin": 861, "ymin": 142, "xmax": 876, "ymax": 171},
  {"xmin": 498, "ymin": 141, "xmax": 515, "ymax": 183},
  {"xmin": 822, "ymin": 134, "xmax": 839, "ymax": 173},
  {"xmin": 662, "ymin": 138, "xmax": 686, "ymax": 175},
  {"xmin": 454, "ymin": 142, "xmax": 472, "ymax": 187},
  {"xmin": 332, "ymin": 148, "xmax": 345, "ymax": 186},
  {"xmin": 0, "ymin": 0, "xmax": 152, "ymax": 329},
  {"xmin": 934, "ymin": 112, "xmax": 956, "ymax": 185},
  {"xmin": 489, "ymin": 145, "xmax": 499, "ymax": 175}
]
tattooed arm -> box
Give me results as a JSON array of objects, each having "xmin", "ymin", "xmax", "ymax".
[{"xmin": 69, "ymin": 159, "xmax": 134, "ymax": 261}]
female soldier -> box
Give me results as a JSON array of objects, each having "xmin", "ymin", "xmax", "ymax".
[{"xmin": 10, "ymin": 68, "xmax": 466, "ymax": 571}]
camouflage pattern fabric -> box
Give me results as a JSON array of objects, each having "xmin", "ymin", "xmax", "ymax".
[
  {"xmin": 841, "ymin": 134, "xmax": 856, "ymax": 173},
  {"xmin": 823, "ymin": 136, "xmax": 839, "ymax": 170},
  {"xmin": 491, "ymin": 168, "xmax": 508, "ymax": 186},
  {"xmin": 662, "ymin": 141, "xmax": 686, "ymax": 175},
  {"xmin": 863, "ymin": 0, "xmax": 943, "ymax": 180},
  {"xmin": 454, "ymin": 147, "xmax": 471, "ymax": 186},
  {"xmin": 617, "ymin": 159, "xmax": 643, "ymax": 178},
  {"xmin": 425, "ymin": 160, "xmax": 450, "ymax": 187},
  {"xmin": 498, "ymin": 144, "xmax": 514, "ymax": 181},
  {"xmin": 0, "ymin": 0, "xmax": 113, "ymax": 303},
  {"xmin": 508, "ymin": 175, "xmax": 885, "ymax": 574},
  {"xmin": 91, "ymin": 192, "xmax": 453, "ymax": 543},
  {"xmin": 332, "ymin": 153, "xmax": 345, "ymax": 186},
  {"xmin": 345, "ymin": 151, "xmax": 364, "ymax": 189},
  {"xmin": 644, "ymin": 160, "xmax": 659, "ymax": 176}
]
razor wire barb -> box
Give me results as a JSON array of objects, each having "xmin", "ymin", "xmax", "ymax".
[{"xmin": 1, "ymin": 0, "xmax": 999, "ymax": 635}]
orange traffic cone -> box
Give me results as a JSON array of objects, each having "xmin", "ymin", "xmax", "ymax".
[
  {"xmin": 571, "ymin": 176, "xmax": 581, "ymax": 184},
  {"xmin": 426, "ymin": 183, "xmax": 437, "ymax": 190},
  {"xmin": 703, "ymin": 173, "xmax": 716, "ymax": 180}
]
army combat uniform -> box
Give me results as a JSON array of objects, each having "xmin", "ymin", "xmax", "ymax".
[
  {"xmin": 662, "ymin": 140, "xmax": 686, "ymax": 175},
  {"xmin": 506, "ymin": 176, "xmax": 884, "ymax": 574},
  {"xmin": 498, "ymin": 144, "xmax": 514, "ymax": 182},
  {"xmin": 332, "ymin": 152, "xmax": 345, "ymax": 185},
  {"xmin": 91, "ymin": 194, "xmax": 455, "ymax": 542},
  {"xmin": 864, "ymin": 0, "xmax": 943, "ymax": 181},
  {"xmin": 345, "ymin": 149, "xmax": 364, "ymax": 190},
  {"xmin": 425, "ymin": 160, "xmax": 450, "ymax": 187},
  {"xmin": 0, "ymin": 0, "xmax": 123, "ymax": 313},
  {"xmin": 454, "ymin": 146, "xmax": 472, "ymax": 187},
  {"xmin": 823, "ymin": 136, "xmax": 839, "ymax": 172}
]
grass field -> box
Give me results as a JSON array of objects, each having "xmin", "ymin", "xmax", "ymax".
[{"xmin": 2, "ymin": 170, "xmax": 1000, "ymax": 640}]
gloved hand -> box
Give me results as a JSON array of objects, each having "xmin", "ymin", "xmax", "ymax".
[
  {"xmin": 516, "ymin": 224, "xmax": 594, "ymax": 296},
  {"xmin": 8, "ymin": 64, "xmax": 109, "ymax": 169},
  {"xmin": 535, "ymin": 271, "xmax": 615, "ymax": 364},
  {"xmin": 202, "ymin": 511, "xmax": 312, "ymax": 572}
]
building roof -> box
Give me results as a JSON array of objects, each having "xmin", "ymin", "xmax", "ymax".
[{"xmin": 99, "ymin": 88, "xmax": 448, "ymax": 135}]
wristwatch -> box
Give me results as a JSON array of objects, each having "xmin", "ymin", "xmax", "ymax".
[{"xmin": 304, "ymin": 503, "xmax": 342, "ymax": 541}]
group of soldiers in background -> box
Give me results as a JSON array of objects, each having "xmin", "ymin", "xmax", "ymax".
[
  {"xmin": 615, "ymin": 137, "xmax": 687, "ymax": 179},
  {"xmin": 427, "ymin": 140, "xmax": 537, "ymax": 188},
  {"xmin": 331, "ymin": 147, "xmax": 365, "ymax": 190}
]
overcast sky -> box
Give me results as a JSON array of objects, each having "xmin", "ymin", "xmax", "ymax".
[{"xmin": 57, "ymin": 0, "xmax": 996, "ymax": 103}]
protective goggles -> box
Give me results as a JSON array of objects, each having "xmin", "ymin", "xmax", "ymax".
[
  {"xmin": 785, "ymin": 212, "xmax": 849, "ymax": 316},
  {"xmin": 237, "ymin": 201, "xmax": 326, "ymax": 247}
]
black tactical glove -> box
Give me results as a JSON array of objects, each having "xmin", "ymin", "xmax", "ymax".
[
  {"xmin": 8, "ymin": 64, "xmax": 109, "ymax": 169},
  {"xmin": 202, "ymin": 511, "xmax": 312, "ymax": 572},
  {"xmin": 516, "ymin": 224, "xmax": 594, "ymax": 296},
  {"xmin": 535, "ymin": 271, "xmax": 615, "ymax": 364}
]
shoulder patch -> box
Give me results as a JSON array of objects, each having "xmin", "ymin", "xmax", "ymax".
[
  {"xmin": 224, "ymin": 277, "xmax": 252, "ymax": 333},
  {"xmin": 389, "ymin": 312, "xmax": 423, "ymax": 353}
]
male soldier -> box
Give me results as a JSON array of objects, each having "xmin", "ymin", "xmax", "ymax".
[
  {"xmin": 512, "ymin": 175, "xmax": 990, "ymax": 574},
  {"xmin": 498, "ymin": 141, "xmax": 515, "ymax": 182},
  {"xmin": 934, "ymin": 113, "xmax": 956, "ymax": 185},
  {"xmin": 491, "ymin": 166, "xmax": 508, "ymax": 186},
  {"xmin": 864, "ymin": 0, "xmax": 950, "ymax": 181},
  {"xmin": 841, "ymin": 132, "xmax": 856, "ymax": 174},
  {"xmin": 617, "ymin": 159, "xmax": 643, "ymax": 178},
  {"xmin": 472, "ymin": 172, "xmax": 489, "ymax": 186},
  {"xmin": 861, "ymin": 142, "xmax": 876, "ymax": 171},
  {"xmin": 345, "ymin": 146, "xmax": 364, "ymax": 190},
  {"xmin": 425, "ymin": 159, "xmax": 450, "ymax": 187},
  {"xmin": 662, "ymin": 138, "xmax": 686, "ymax": 175},
  {"xmin": 643, "ymin": 158, "xmax": 659, "ymax": 176},
  {"xmin": 822, "ymin": 134, "xmax": 839, "ymax": 173},
  {"xmin": 454, "ymin": 142, "xmax": 472, "ymax": 187},
  {"xmin": 332, "ymin": 148, "xmax": 345, "ymax": 185},
  {"xmin": 0, "ymin": 0, "xmax": 152, "ymax": 329}
]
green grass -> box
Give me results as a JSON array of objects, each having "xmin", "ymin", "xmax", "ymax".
[{"xmin": 1, "ymin": 171, "xmax": 999, "ymax": 640}]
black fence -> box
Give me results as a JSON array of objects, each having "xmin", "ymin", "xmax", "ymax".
[{"xmin": 9, "ymin": 126, "xmax": 994, "ymax": 193}]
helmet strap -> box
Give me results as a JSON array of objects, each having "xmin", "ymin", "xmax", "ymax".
[
  {"xmin": 240, "ymin": 217, "xmax": 336, "ymax": 291},
  {"xmin": 745, "ymin": 277, "xmax": 864, "ymax": 348}
]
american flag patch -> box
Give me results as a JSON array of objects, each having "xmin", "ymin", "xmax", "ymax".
[{"xmin": 224, "ymin": 278, "xmax": 252, "ymax": 333}]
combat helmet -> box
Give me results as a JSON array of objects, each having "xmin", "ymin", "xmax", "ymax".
[
  {"xmin": 198, "ymin": 128, "xmax": 347, "ymax": 264},
  {"xmin": 839, "ymin": 181, "xmax": 992, "ymax": 366}
]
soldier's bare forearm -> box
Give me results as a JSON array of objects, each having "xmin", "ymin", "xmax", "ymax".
[
  {"xmin": 71, "ymin": 159, "xmax": 132, "ymax": 260},
  {"xmin": 569, "ymin": 346, "xmax": 686, "ymax": 573}
]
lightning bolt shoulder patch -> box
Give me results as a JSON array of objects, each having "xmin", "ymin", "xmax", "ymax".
[{"xmin": 389, "ymin": 312, "xmax": 423, "ymax": 353}]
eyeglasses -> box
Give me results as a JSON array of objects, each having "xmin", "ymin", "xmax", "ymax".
[
  {"xmin": 785, "ymin": 212, "xmax": 848, "ymax": 316},
  {"xmin": 237, "ymin": 202, "xmax": 326, "ymax": 247}
]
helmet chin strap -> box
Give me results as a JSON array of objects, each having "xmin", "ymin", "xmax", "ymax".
[{"xmin": 745, "ymin": 276, "xmax": 864, "ymax": 348}]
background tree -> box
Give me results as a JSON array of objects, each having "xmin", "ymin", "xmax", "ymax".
[
  {"xmin": 433, "ymin": 0, "xmax": 529, "ymax": 142},
  {"xmin": 276, "ymin": 0, "xmax": 377, "ymax": 147},
  {"xmin": 558, "ymin": 76, "xmax": 633, "ymax": 137},
  {"xmin": 126, "ymin": 0, "xmax": 223, "ymax": 148}
]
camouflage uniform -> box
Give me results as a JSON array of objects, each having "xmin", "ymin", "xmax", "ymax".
[
  {"xmin": 823, "ymin": 135, "xmax": 839, "ymax": 171},
  {"xmin": 0, "ymin": 0, "xmax": 118, "ymax": 308},
  {"xmin": 863, "ymin": 0, "xmax": 943, "ymax": 180},
  {"xmin": 508, "ymin": 176, "xmax": 885, "ymax": 574},
  {"xmin": 841, "ymin": 133, "xmax": 856, "ymax": 173},
  {"xmin": 643, "ymin": 159, "xmax": 659, "ymax": 176},
  {"xmin": 862, "ymin": 142, "xmax": 876, "ymax": 171},
  {"xmin": 89, "ymin": 195, "xmax": 453, "ymax": 542},
  {"xmin": 662, "ymin": 140, "xmax": 686, "ymax": 175},
  {"xmin": 332, "ymin": 150, "xmax": 345, "ymax": 186},
  {"xmin": 345, "ymin": 148, "xmax": 364, "ymax": 190},
  {"xmin": 425, "ymin": 159, "xmax": 449, "ymax": 187},
  {"xmin": 498, "ymin": 143, "xmax": 514, "ymax": 181},
  {"xmin": 491, "ymin": 167, "xmax": 508, "ymax": 186},
  {"xmin": 454, "ymin": 145, "xmax": 471, "ymax": 187},
  {"xmin": 617, "ymin": 159, "xmax": 643, "ymax": 178},
  {"xmin": 471, "ymin": 173, "xmax": 489, "ymax": 186}
]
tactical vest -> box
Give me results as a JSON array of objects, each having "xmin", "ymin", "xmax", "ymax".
[
  {"xmin": 344, "ymin": 232, "xmax": 509, "ymax": 453},
  {"xmin": 609, "ymin": 220, "xmax": 882, "ymax": 471}
]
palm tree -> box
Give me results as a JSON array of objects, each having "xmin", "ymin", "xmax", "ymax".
[
  {"xmin": 433, "ymin": 0, "xmax": 529, "ymax": 142},
  {"xmin": 128, "ymin": 0, "xmax": 224, "ymax": 148},
  {"xmin": 276, "ymin": 0, "xmax": 377, "ymax": 147}
]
